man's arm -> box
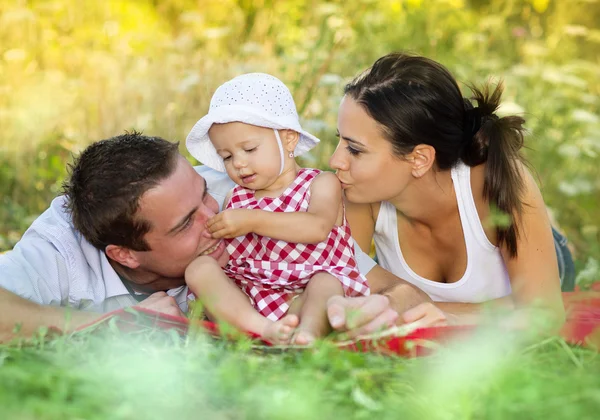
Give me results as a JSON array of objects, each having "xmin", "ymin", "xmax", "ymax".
[
  {"xmin": 0, "ymin": 287, "xmax": 185, "ymax": 343},
  {"xmin": 0, "ymin": 230, "xmax": 183, "ymax": 343},
  {"xmin": 0, "ymin": 287, "xmax": 99, "ymax": 342},
  {"xmin": 0, "ymin": 233, "xmax": 102, "ymax": 342}
]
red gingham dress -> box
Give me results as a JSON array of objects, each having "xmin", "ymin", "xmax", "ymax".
[{"xmin": 223, "ymin": 168, "xmax": 370, "ymax": 321}]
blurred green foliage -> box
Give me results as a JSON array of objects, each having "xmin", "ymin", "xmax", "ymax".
[{"xmin": 1, "ymin": 0, "xmax": 599, "ymax": 278}]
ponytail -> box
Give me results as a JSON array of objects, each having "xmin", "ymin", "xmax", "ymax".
[{"xmin": 461, "ymin": 81, "xmax": 527, "ymax": 258}]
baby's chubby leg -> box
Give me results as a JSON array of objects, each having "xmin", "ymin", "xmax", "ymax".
[
  {"xmin": 291, "ymin": 272, "xmax": 344, "ymax": 345},
  {"xmin": 185, "ymin": 256, "xmax": 298, "ymax": 344}
]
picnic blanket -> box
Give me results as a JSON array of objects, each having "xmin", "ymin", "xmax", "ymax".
[{"xmin": 76, "ymin": 290, "xmax": 600, "ymax": 357}]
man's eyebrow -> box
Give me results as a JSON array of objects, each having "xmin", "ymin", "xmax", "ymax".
[
  {"xmin": 168, "ymin": 207, "xmax": 198, "ymax": 235},
  {"xmin": 167, "ymin": 178, "xmax": 207, "ymax": 235},
  {"xmin": 202, "ymin": 177, "xmax": 208, "ymax": 200}
]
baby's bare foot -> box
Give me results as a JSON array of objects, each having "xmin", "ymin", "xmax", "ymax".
[
  {"xmin": 262, "ymin": 314, "xmax": 299, "ymax": 345},
  {"xmin": 292, "ymin": 329, "xmax": 317, "ymax": 346}
]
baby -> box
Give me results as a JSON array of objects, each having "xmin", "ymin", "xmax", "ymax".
[{"xmin": 185, "ymin": 73, "xmax": 369, "ymax": 345}]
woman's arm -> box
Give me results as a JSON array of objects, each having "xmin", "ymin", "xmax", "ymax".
[
  {"xmin": 500, "ymin": 166, "xmax": 564, "ymax": 321},
  {"xmin": 369, "ymin": 264, "xmax": 432, "ymax": 312},
  {"xmin": 207, "ymin": 172, "xmax": 342, "ymax": 244}
]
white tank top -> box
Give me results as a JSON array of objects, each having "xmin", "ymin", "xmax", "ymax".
[{"xmin": 373, "ymin": 162, "xmax": 511, "ymax": 302}]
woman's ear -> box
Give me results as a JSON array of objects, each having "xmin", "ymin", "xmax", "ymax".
[
  {"xmin": 282, "ymin": 129, "xmax": 300, "ymax": 153},
  {"xmin": 407, "ymin": 144, "xmax": 436, "ymax": 178},
  {"xmin": 105, "ymin": 244, "xmax": 141, "ymax": 269}
]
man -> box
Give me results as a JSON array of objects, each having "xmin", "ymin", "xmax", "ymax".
[{"xmin": 0, "ymin": 133, "xmax": 430, "ymax": 342}]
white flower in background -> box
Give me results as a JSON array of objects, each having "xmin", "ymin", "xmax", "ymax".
[
  {"xmin": 135, "ymin": 114, "xmax": 153, "ymax": 131},
  {"xmin": 564, "ymin": 25, "xmax": 589, "ymax": 36},
  {"xmin": 204, "ymin": 27, "xmax": 230, "ymax": 39},
  {"xmin": 319, "ymin": 74, "xmax": 342, "ymax": 86},
  {"xmin": 572, "ymin": 109, "xmax": 599, "ymax": 124},
  {"xmin": 511, "ymin": 64, "xmax": 537, "ymax": 77},
  {"xmin": 3, "ymin": 48, "xmax": 27, "ymax": 62},
  {"xmin": 558, "ymin": 179, "xmax": 595, "ymax": 197},
  {"xmin": 177, "ymin": 73, "xmax": 200, "ymax": 93},
  {"xmin": 302, "ymin": 118, "xmax": 329, "ymax": 133},
  {"xmin": 497, "ymin": 101, "xmax": 525, "ymax": 116},
  {"xmin": 581, "ymin": 93, "xmax": 599, "ymax": 105},
  {"xmin": 542, "ymin": 69, "xmax": 587, "ymax": 88},
  {"xmin": 558, "ymin": 144, "xmax": 581, "ymax": 159}
]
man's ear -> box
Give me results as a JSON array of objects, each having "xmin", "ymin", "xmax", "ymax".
[
  {"xmin": 407, "ymin": 144, "xmax": 436, "ymax": 178},
  {"xmin": 105, "ymin": 245, "xmax": 141, "ymax": 269},
  {"xmin": 282, "ymin": 129, "xmax": 299, "ymax": 154}
]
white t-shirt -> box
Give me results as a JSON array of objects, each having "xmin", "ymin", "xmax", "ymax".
[{"xmin": 0, "ymin": 166, "xmax": 376, "ymax": 313}]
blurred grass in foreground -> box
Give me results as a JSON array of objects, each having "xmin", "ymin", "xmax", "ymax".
[
  {"xmin": 1, "ymin": 324, "xmax": 599, "ymax": 420},
  {"xmin": 1, "ymin": 0, "xmax": 599, "ymax": 282}
]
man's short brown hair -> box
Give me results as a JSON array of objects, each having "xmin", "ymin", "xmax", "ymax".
[{"xmin": 62, "ymin": 132, "xmax": 180, "ymax": 251}]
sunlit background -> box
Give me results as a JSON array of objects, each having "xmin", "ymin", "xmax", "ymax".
[
  {"xmin": 1, "ymin": 0, "xmax": 599, "ymax": 281},
  {"xmin": 1, "ymin": 2, "xmax": 600, "ymax": 418}
]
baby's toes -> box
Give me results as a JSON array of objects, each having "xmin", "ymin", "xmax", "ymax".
[{"xmin": 292, "ymin": 330, "xmax": 316, "ymax": 346}]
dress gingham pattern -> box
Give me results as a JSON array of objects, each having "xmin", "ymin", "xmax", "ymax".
[{"xmin": 224, "ymin": 168, "xmax": 370, "ymax": 321}]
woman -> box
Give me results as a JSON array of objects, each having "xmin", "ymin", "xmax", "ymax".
[{"xmin": 327, "ymin": 52, "xmax": 567, "ymax": 333}]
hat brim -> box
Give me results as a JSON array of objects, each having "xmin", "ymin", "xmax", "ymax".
[{"xmin": 186, "ymin": 105, "xmax": 320, "ymax": 172}]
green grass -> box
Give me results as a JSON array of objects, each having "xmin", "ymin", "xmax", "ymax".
[{"xmin": 1, "ymin": 327, "xmax": 599, "ymax": 420}]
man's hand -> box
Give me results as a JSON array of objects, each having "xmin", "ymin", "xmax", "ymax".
[
  {"xmin": 327, "ymin": 295, "xmax": 399, "ymax": 339},
  {"xmin": 135, "ymin": 292, "xmax": 184, "ymax": 318},
  {"xmin": 206, "ymin": 209, "xmax": 255, "ymax": 239}
]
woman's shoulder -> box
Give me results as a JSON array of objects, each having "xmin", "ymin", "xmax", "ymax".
[
  {"xmin": 468, "ymin": 159, "xmax": 540, "ymax": 244},
  {"xmin": 468, "ymin": 159, "xmax": 537, "ymax": 206},
  {"xmin": 469, "ymin": 162, "xmax": 486, "ymax": 200}
]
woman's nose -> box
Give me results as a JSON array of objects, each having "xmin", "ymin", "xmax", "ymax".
[{"xmin": 329, "ymin": 143, "xmax": 347, "ymax": 171}]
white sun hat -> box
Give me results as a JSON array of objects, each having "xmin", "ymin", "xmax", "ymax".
[{"xmin": 186, "ymin": 73, "xmax": 321, "ymax": 172}]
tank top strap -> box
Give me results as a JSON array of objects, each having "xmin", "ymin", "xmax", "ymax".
[
  {"xmin": 375, "ymin": 200, "xmax": 396, "ymax": 235},
  {"xmin": 450, "ymin": 161, "xmax": 496, "ymax": 251}
]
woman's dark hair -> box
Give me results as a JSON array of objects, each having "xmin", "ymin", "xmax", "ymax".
[
  {"xmin": 345, "ymin": 52, "xmax": 526, "ymax": 257},
  {"xmin": 62, "ymin": 131, "xmax": 180, "ymax": 251}
]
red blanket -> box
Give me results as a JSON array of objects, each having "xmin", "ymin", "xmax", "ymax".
[{"xmin": 76, "ymin": 291, "xmax": 600, "ymax": 357}]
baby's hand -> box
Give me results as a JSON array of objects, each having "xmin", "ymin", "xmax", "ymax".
[{"xmin": 207, "ymin": 209, "xmax": 254, "ymax": 238}]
